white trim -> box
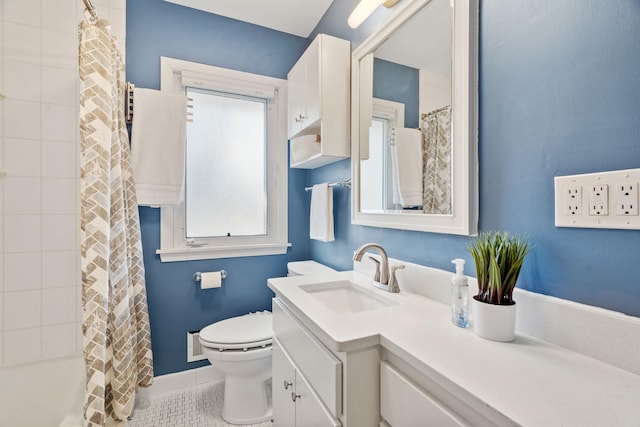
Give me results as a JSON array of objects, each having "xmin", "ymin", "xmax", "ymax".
[
  {"xmin": 158, "ymin": 57, "xmax": 290, "ymax": 262},
  {"xmin": 142, "ymin": 366, "xmax": 224, "ymax": 398},
  {"xmin": 351, "ymin": 0, "xmax": 478, "ymax": 235}
]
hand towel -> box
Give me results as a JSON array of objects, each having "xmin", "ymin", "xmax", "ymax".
[
  {"xmin": 310, "ymin": 183, "xmax": 335, "ymax": 242},
  {"xmin": 130, "ymin": 88, "xmax": 188, "ymax": 206},
  {"xmin": 393, "ymin": 128, "xmax": 423, "ymax": 207}
]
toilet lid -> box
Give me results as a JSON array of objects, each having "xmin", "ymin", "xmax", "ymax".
[{"xmin": 200, "ymin": 311, "xmax": 272, "ymax": 347}]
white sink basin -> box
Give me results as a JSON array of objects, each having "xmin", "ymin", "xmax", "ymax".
[{"xmin": 300, "ymin": 280, "xmax": 397, "ymax": 314}]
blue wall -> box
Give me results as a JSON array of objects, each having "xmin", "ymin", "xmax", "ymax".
[
  {"xmin": 309, "ymin": 0, "xmax": 640, "ymax": 317},
  {"xmin": 126, "ymin": 0, "xmax": 310, "ymax": 375},
  {"xmin": 373, "ymin": 58, "xmax": 420, "ymax": 128}
]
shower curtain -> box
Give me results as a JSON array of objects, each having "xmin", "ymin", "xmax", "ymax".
[
  {"xmin": 421, "ymin": 106, "xmax": 452, "ymax": 215},
  {"xmin": 79, "ymin": 18, "xmax": 153, "ymax": 426}
]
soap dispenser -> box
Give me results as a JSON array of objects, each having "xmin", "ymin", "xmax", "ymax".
[{"xmin": 451, "ymin": 258, "xmax": 469, "ymax": 328}]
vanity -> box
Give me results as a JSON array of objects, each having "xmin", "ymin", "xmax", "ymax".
[{"xmin": 268, "ymin": 258, "xmax": 640, "ymax": 426}]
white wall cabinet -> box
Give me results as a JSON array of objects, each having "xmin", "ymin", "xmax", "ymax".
[{"xmin": 287, "ymin": 34, "xmax": 350, "ymax": 169}]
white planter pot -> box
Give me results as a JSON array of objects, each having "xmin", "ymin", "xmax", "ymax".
[{"xmin": 471, "ymin": 297, "xmax": 516, "ymax": 342}]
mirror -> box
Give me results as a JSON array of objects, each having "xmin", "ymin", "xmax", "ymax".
[{"xmin": 351, "ymin": 0, "xmax": 478, "ymax": 235}]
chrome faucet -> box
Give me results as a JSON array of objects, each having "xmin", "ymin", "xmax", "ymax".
[{"xmin": 353, "ymin": 243, "xmax": 390, "ymax": 286}]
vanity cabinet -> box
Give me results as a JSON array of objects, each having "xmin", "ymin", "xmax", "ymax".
[
  {"xmin": 272, "ymin": 299, "xmax": 342, "ymax": 426},
  {"xmin": 287, "ymin": 34, "xmax": 350, "ymax": 169},
  {"xmin": 273, "ymin": 339, "xmax": 341, "ymax": 427}
]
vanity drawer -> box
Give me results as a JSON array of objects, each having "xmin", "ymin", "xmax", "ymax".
[
  {"xmin": 380, "ymin": 361, "xmax": 466, "ymax": 427},
  {"xmin": 273, "ymin": 298, "xmax": 342, "ymax": 417}
]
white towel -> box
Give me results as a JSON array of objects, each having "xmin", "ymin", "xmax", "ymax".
[
  {"xmin": 130, "ymin": 88, "xmax": 187, "ymax": 206},
  {"xmin": 393, "ymin": 128, "xmax": 423, "ymax": 207},
  {"xmin": 310, "ymin": 183, "xmax": 334, "ymax": 242}
]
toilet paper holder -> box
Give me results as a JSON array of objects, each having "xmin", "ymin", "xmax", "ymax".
[{"xmin": 193, "ymin": 270, "xmax": 228, "ymax": 282}]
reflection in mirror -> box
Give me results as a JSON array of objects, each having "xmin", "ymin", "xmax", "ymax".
[
  {"xmin": 360, "ymin": 0, "xmax": 452, "ymax": 214},
  {"xmin": 351, "ymin": 0, "xmax": 478, "ymax": 235}
]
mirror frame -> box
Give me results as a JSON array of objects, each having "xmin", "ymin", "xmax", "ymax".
[{"xmin": 351, "ymin": 0, "xmax": 478, "ymax": 235}]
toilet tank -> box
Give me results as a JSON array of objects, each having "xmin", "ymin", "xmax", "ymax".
[{"xmin": 287, "ymin": 261, "xmax": 337, "ymax": 276}]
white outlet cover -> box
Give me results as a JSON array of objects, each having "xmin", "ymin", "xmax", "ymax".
[{"xmin": 554, "ymin": 168, "xmax": 640, "ymax": 230}]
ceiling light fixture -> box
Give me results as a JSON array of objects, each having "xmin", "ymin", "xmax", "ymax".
[{"xmin": 347, "ymin": 0, "xmax": 400, "ymax": 29}]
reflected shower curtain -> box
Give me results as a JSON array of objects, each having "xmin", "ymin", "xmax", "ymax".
[
  {"xmin": 421, "ymin": 106, "xmax": 452, "ymax": 215},
  {"xmin": 79, "ymin": 18, "xmax": 153, "ymax": 426}
]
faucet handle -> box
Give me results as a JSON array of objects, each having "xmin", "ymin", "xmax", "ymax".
[
  {"xmin": 368, "ymin": 256, "xmax": 381, "ymax": 282},
  {"xmin": 388, "ymin": 265, "xmax": 405, "ymax": 293}
]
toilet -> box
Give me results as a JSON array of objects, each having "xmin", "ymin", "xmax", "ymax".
[{"xmin": 199, "ymin": 261, "xmax": 337, "ymax": 424}]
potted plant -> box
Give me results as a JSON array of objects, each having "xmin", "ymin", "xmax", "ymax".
[{"xmin": 469, "ymin": 231, "xmax": 531, "ymax": 342}]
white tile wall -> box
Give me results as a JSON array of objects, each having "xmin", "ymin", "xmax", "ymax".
[
  {"xmin": 4, "ymin": 327, "xmax": 41, "ymax": 365},
  {"xmin": 42, "ymin": 323, "xmax": 77, "ymax": 358},
  {"xmin": 4, "ymin": 0, "xmax": 42, "ymax": 27},
  {"xmin": 4, "ymin": 139, "xmax": 41, "ymax": 176},
  {"xmin": 4, "ymin": 177, "xmax": 41, "ymax": 214},
  {"xmin": 1, "ymin": 0, "xmax": 126, "ymax": 370},
  {"xmin": 4, "ymin": 252, "xmax": 41, "ymax": 291},
  {"xmin": 4, "ymin": 290, "xmax": 41, "ymax": 330},
  {"xmin": 41, "ymin": 67, "xmax": 76, "ymax": 106},
  {"xmin": 3, "ymin": 23, "xmax": 41, "ymax": 64},
  {"xmin": 42, "ymin": 141, "xmax": 76, "ymax": 177},
  {"xmin": 42, "ymin": 251, "xmax": 76, "ymax": 288},
  {"xmin": 4, "ymin": 99, "xmax": 41, "ymax": 139},
  {"xmin": 42, "ymin": 178, "xmax": 76, "ymax": 214},
  {"xmin": 4, "ymin": 60, "xmax": 41, "ymax": 101},
  {"xmin": 42, "ymin": 287, "xmax": 76, "ymax": 325},
  {"xmin": 4, "ymin": 215, "xmax": 41, "ymax": 253},
  {"xmin": 42, "ymin": 0, "xmax": 77, "ymax": 34}
]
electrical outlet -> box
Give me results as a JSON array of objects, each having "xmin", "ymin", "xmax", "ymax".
[
  {"xmin": 564, "ymin": 186, "xmax": 582, "ymax": 216},
  {"xmin": 615, "ymin": 183, "xmax": 638, "ymax": 216},
  {"xmin": 555, "ymin": 169, "xmax": 640, "ymax": 229},
  {"xmin": 589, "ymin": 185, "xmax": 608, "ymax": 216}
]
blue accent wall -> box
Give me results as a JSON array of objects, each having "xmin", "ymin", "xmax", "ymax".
[
  {"xmin": 309, "ymin": 0, "xmax": 640, "ymax": 317},
  {"xmin": 126, "ymin": 0, "xmax": 310, "ymax": 375},
  {"xmin": 373, "ymin": 58, "xmax": 420, "ymax": 128}
]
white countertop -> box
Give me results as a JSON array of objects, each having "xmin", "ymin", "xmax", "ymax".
[{"xmin": 268, "ymin": 270, "xmax": 640, "ymax": 427}]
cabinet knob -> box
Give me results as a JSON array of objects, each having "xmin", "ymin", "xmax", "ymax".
[
  {"xmin": 283, "ymin": 380, "xmax": 293, "ymax": 390},
  {"xmin": 291, "ymin": 392, "xmax": 301, "ymax": 402}
]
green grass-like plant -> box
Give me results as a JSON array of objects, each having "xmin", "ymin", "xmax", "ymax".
[{"xmin": 469, "ymin": 231, "xmax": 531, "ymax": 305}]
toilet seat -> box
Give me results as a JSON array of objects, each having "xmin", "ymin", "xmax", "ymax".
[{"xmin": 200, "ymin": 311, "xmax": 272, "ymax": 351}]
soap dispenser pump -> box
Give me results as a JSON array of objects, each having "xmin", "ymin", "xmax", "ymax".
[{"xmin": 451, "ymin": 258, "xmax": 469, "ymax": 328}]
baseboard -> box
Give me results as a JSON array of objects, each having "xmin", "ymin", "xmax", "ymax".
[{"xmin": 143, "ymin": 365, "xmax": 224, "ymax": 398}]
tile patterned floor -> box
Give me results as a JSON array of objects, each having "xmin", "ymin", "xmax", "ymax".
[{"xmin": 126, "ymin": 382, "xmax": 272, "ymax": 427}]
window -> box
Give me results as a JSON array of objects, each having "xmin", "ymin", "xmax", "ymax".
[
  {"xmin": 157, "ymin": 57, "xmax": 289, "ymax": 262},
  {"xmin": 360, "ymin": 98, "xmax": 405, "ymax": 212}
]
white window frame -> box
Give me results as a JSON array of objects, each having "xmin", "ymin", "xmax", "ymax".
[{"xmin": 157, "ymin": 57, "xmax": 290, "ymax": 262}]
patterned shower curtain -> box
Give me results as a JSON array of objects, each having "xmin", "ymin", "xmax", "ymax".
[
  {"xmin": 79, "ymin": 18, "xmax": 153, "ymax": 426},
  {"xmin": 421, "ymin": 105, "xmax": 452, "ymax": 215}
]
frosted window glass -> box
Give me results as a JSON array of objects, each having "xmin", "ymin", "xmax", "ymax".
[
  {"xmin": 185, "ymin": 88, "xmax": 267, "ymax": 238},
  {"xmin": 361, "ymin": 118, "xmax": 386, "ymax": 212}
]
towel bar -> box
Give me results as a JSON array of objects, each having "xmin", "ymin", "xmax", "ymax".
[{"xmin": 305, "ymin": 178, "xmax": 351, "ymax": 192}]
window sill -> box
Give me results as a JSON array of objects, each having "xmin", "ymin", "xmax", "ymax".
[{"xmin": 156, "ymin": 242, "xmax": 292, "ymax": 262}]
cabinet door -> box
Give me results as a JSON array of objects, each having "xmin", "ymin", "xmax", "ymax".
[
  {"xmin": 287, "ymin": 60, "xmax": 305, "ymax": 138},
  {"xmin": 302, "ymin": 37, "xmax": 320, "ymax": 128},
  {"xmin": 273, "ymin": 340, "xmax": 296, "ymax": 427},
  {"xmin": 380, "ymin": 362, "xmax": 466, "ymax": 427},
  {"xmin": 295, "ymin": 369, "xmax": 341, "ymax": 427}
]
